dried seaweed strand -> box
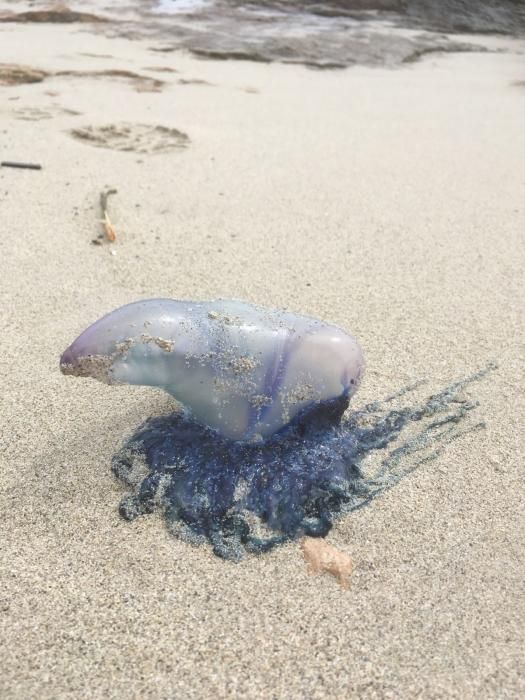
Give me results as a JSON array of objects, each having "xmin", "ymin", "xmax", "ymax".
[{"xmin": 100, "ymin": 188, "xmax": 117, "ymax": 241}]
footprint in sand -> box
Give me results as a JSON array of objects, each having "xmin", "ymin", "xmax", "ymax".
[
  {"xmin": 13, "ymin": 106, "xmax": 82, "ymax": 121},
  {"xmin": 178, "ymin": 78, "xmax": 213, "ymax": 86},
  {"xmin": 70, "ymin": 123, "xmax": 190, "ymax": 154},
  {"xmin": 12, "ymin": 107, "xmax": 53, "ymax": 121},
  {"xmin": 0, "ymin": 63, "xmax": 48, "ymax": 86}
]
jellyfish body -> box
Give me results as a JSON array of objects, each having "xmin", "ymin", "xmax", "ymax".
[{"xmin": 60, "ymin": 298, "xmax": 365, "ymax": 442}]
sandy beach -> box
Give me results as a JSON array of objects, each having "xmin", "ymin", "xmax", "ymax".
[{"xmin": 1, "ymin": 3, "xmax": 524, "ymax": 698}]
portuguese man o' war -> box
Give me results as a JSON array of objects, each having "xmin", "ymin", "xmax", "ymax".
[{"xmin": 60, "ymin": 298, "xmax": 493, "ymax": 560}]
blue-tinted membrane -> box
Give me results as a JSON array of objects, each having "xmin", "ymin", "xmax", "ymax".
[{"xmin": 112, "ymin": 364, "xmax": 494, "ymax": 560}]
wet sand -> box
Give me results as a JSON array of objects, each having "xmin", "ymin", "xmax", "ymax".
[{"xmin": 1, "ymin": 8, "xmax": 524, "ymax": 699}]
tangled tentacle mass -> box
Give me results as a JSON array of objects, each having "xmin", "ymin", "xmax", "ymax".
[{"xmin": 112, "ymin": 366, "xmax": 493, "ymax": 560}]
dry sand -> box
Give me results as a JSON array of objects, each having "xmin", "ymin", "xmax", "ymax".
[{"xmin": 1, "ymin": 10, "xmax": 524, "ymax": 700}]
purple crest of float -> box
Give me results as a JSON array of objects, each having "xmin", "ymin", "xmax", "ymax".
[{"xmin": 60, "ymin": 298, "xmax": 365, "ymax": 442}]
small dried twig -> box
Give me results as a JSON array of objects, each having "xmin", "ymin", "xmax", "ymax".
[
  {"xmin": 301, "ymin": 537, "xmax": 353, "ymax": 590},
  {"xmin": 100, "ymin": 187, "xmax": 117, "ymax": 241},
  {"xmin": 1, "ymin": 160, "xmax": 42, "ymax": 170}
]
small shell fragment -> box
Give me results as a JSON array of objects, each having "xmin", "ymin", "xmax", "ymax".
[{"xmin": 301, "ymin": 537, "xmax": 353, "ymax": 589}]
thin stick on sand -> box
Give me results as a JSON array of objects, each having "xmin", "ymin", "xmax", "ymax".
[
  {"xmin": 100, "ymin": 188, "xmax": 118, "ymax": 242},
  {"xmin": 1, "ymin": 160, "xmax": 42, "ymax": 170}
]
